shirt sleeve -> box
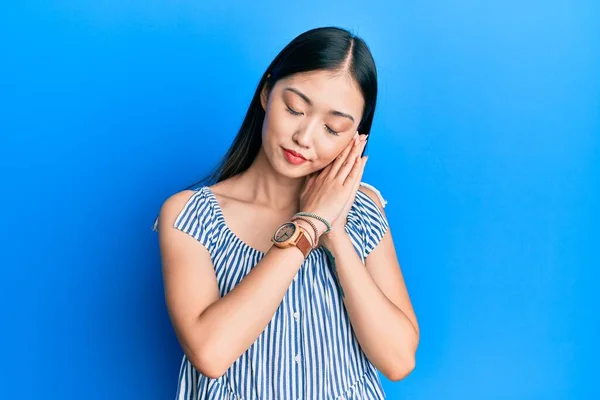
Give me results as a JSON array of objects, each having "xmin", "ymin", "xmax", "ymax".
[
  {"xmin": 356, "ymin": 183, "xmax": 390, "ymax": 258},
  {"xmin": 151, "ymin": 188, "xmax": 217, "ymax": 254},
  {"xmin": 359, "ymin": 181, "xmax": 388, "ymax": 209}
]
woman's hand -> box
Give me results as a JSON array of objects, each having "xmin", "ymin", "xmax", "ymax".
[{"xmin": 299, "ymin": 131, "xmax": 369, "ymax": 247}]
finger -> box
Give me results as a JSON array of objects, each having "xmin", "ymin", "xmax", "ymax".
[
  {"xmin": 336, "ymin": 136, "xmax": 367, "ymax": 181},
  {"xmin": 344, "ymin": 157, "xmax": 367, "ymax": 211},
  {"xmin": 330, "ymin": 133, "xmax": 358, "ymax": 177},
  {"xmin": 344, "ymin": 156, "xmax": 369, "ymax": 185},
  {"xmin": 343, "ymin": 154, "xmax": 364, "ymax": 186},
  {"xmin": 341, "ymin": 157, "xmax": 367, "ymax": 217},
  {"xmin": 328, "ymin": 131, "xmax": 358, "ymax": 179},
  {"xmin": 319, "ymin": 163, "xmax": 333, "ymax": 181},
  {"xmin": 353, "ymin": 156, "xmax": 368, "ymax": 188}
]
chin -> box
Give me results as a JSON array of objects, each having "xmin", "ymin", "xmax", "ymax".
[{"xmin": 272, "ymin": 159, "xmax": 306, "ymax": 179}]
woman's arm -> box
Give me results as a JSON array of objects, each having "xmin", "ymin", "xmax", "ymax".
[
  {"xmin": 158, "ymin": 190, "xmax": 312, "ymax": 379},
  {"xmin": 326, "ymin": 187, "xmax": 419, "ymax": 382}
]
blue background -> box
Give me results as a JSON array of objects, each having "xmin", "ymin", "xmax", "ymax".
[{"xmin": 1, "ymin": 1, "xmax": 598, "ymax": 399}]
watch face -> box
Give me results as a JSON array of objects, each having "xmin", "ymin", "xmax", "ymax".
[{"xmin": 274, "ymin": 222, "xmax": 296, "ymax": 243}]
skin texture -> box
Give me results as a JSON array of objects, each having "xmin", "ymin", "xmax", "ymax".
[{"xmin": 157, "ymin": 67, "xmax": 419, "ymax": 382}]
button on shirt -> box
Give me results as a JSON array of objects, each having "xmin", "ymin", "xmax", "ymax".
[{"xmin": 152, "ymin": 183, "xmax": 389, "ymax": 400}]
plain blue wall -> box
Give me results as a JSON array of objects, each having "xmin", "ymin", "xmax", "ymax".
[{"xmin": 1, "ymin": 1, "xmax": 598, "ymax": 399}]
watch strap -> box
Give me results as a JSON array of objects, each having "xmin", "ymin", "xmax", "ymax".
[{"xmin": 294, "ymin": 226, "xmax": 313, "ymax": 258}]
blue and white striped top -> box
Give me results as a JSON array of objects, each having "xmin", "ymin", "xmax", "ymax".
[{"xmin": 152, "ymin": 182, "xmax": 389, "ymax": 400}]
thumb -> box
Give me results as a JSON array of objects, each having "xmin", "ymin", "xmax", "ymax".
[{"xmin": 342, "ymin": 157, "xmax": 368, "ymax": 216}]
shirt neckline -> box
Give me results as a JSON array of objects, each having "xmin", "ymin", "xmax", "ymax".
[
  {"xmin": 201, "ymin": 185, "xmax": 321, "ymax": 261},
  {"xmin": 202, "ymin": 185, "xmax": 267, "ymax": 256}
]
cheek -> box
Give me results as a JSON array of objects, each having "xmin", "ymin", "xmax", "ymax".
[
  {"xmin": 263, "ymin": 107, "xmax": 292, "ymax": 142},
  {"xmin": 315, "ymin": 142, "xmax": 347, "ymax": 168}
]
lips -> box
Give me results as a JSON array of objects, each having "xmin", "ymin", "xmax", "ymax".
[
  {"xmin": 283, "ymin": 148, "xmax": 307, "ymax": 160},
  {"xmin": 282, "ymin": 148, "xmax": 309, "ymax": 165}
]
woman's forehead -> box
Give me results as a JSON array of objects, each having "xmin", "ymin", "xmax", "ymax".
[{"xmin": 278, "ymin": 71, "xmax": 364, "ymax": 114}]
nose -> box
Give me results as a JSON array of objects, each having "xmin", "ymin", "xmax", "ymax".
[{"xmin": 292, "ymin": 119, "xmax": 320, "ymax": 148}]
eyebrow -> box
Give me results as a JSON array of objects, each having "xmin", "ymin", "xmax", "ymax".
[{"xmin": 284, "ymin": 87, "xmax": 355, "ymax": 123}]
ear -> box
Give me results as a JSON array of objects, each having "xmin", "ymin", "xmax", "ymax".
[{"xmin": 260, "ymin": 84, "xmax": 269, "ymax": 112}]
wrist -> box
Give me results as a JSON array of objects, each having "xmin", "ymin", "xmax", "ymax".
[
  {"xmin": 293, "ymin": 216, "xmax": 328, "ymax": 240},
  {"xmin": 295, "ymin": 211, "xmax": 331, "ymax": 234},
  {"xmin": 313, "ymin": 220, "xmax": 329, "ymax": 236},
  {"xmin": 322, "ymin": 229, "xmax": 351, "ymax": 251},
  {"xmin": 294, "ymin": 219, "xmax": 317, "ymax": 247}
]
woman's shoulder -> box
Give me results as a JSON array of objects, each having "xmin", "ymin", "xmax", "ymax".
[
  {"xmin": 151, "ymin": 186, "xmax": 213, "ymax": 233},
  {"xmin": 357, "ymin": 181, "xmax": 388, "ymax": 209},
  {"xmin": 348, "ymin": 182, "xmax": 390, "ymax": 258}
]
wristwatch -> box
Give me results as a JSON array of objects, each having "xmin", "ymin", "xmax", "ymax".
[{"xmin": 271, "ymin": 221, "xmax": 313, "ymax": 258}]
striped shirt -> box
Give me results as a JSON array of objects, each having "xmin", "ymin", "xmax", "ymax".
[{"xmin": 152, "ymin": 182, "xmax": 390, "ymax": 400}]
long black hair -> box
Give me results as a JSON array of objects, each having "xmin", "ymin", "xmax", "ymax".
[{"xmin": 184, "ymin": 26, "xmax": 378, "ymax": 190}]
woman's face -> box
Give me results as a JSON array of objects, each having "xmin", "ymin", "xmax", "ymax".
[{"xmin": 260, "ymin": 70, "xmax": 365, "ymax": 178}]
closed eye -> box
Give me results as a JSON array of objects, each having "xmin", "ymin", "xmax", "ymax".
[
  {"xmin": 324, "ymin": 125, "xmax": 339, "ymax": 136},
  {"xmin": 286, "ymin": 106, "xmax": 340, "ymax": 136},
  {"xmin": 286, "ymin": 107, "xmax": 303, "ymax": 116}
]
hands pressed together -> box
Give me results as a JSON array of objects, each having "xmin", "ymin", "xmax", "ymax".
[{"xmin": 296, "ymin": 131, "xmax": 369, "ymax": 249}]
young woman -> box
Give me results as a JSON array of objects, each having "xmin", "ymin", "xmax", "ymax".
[{"xmin": 153, "ymin": 26, "xmax": 419, "ymax": 400}]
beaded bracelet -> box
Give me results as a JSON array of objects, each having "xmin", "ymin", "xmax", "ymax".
[
  {"xmin": 291, "ymin": 216, "xmax": 319, "ymax": 249},
  {"xmin": 294, "ymin": 223, "xmax": 315, "ymax": 250},
  {"xmin": 293, "ymin": 212, "xmax": 332, "ymax": 234},
  {"xmin": 294, "ymin": 212, "xmax": 344, "ymax": 297}
]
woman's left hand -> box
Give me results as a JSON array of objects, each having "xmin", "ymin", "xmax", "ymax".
[{"xmin": 318, "ymin": 134, "xmax": 368, "ymax": 249}]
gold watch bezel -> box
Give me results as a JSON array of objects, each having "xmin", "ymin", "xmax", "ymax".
[{"xmin": 271, "ymin": 221, "xmax": 312, "ymax": 257}]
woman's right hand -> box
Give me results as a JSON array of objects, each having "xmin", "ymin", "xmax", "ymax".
[{"xmin": 299, "ymin": 131, "xmax": 369, "ymax": 238}]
